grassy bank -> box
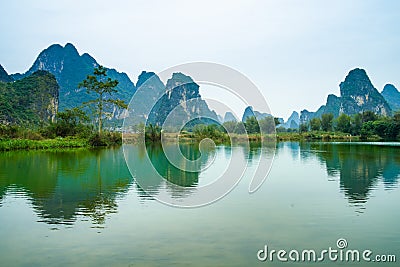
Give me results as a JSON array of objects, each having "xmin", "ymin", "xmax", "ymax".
[
  {"xmin": 123, "ymin": 132, "xmax": 272, "ymax": 145},
  {"xmin": 0, "ymin": 137, "xmax": 88, "ymax": 151},
  {"xmin": 125, "ymin": 131, "xmax": 379, "ymax": 145},
  {"xmin": 276, "ymin": 131, "xmax": 382, "ymax": 142},
  {"xmin": 1, "ymin": 130, "xmax": 390, "ymax": 152},
  {"xmin": 0, "ymin": 132, "xmax": 123, "ymax": 151}
]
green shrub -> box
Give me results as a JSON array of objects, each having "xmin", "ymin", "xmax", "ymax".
[{"xmin": 87, "ymin": 132, "xmax": 122, "ymax": 147}]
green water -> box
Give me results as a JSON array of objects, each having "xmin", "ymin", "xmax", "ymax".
[{"xmin": 0, "ymin": 142, "xmax": 399, "ymax": 266}]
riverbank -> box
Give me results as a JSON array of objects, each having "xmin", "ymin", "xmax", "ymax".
[
  {"xmin": 122, "ymin": 132, "xmax": 274, "ymax": 145},
  {"xmin": 0, "ymin": 132, "xmax": 123, "ymax": 151},
  {"xmin": 123, "ymin": 131, "xmax": 386, "ymax": 144},
  {"xmin": 276, "ymin": 131, "xmax": 382, "ymax": 142},
  {"xmin": 0, "ymin": 137, "xmax": 88, "ymax": 151},
  {"xmin": 0, "ymin": 131, "xmax": 388, "ymax": 151}
]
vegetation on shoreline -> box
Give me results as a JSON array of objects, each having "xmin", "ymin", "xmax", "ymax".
[
  {"xmin": 0, "ymin": 137, "xmax": 87, "ymax": 151},
  {"xmin": 0, "ymin": 66, "xmax": 125, "ymax": 151},
  {"xmin": 132, "ymin": 111, "xmax": 400, "ymax": 145},
  {"xmin": 293, "ymin": 111, "xmax": 400, "ymax": 141},
  {"xmin": 119, "ymin": 109, "xmax": 400, "ymax": 147},
  {"xmin": 3, "ymin": 110, "xmax": 399, "ymax": 151},
  {"xmin": 277, "ymin": 131, "xmax": 364, "ymax": 142},
  {"xmin": 0, "ymin": 124, "xmax": 123, "ymax": 151}
]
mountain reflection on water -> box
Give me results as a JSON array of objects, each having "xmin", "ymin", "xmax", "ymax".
[
  {"xmin": 285, "ymin": 142, "xmax": 400, "ymax": 206},
  {"xmin": 0, "ymin": 148, "xmax": 132, "ymax": 226},
  {"xmin": 0, "ymin": 142, "xmax": 399, "ymax": 226}
]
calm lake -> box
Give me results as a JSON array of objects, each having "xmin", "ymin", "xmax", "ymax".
[{"xmin": 0, "ymin": 142, "xmax": 399, "ymax": 266}]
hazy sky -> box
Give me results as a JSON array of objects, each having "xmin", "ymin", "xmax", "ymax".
[{"xmin": 1, "ymin": 0, "xmax": 399, "ymax": 119}]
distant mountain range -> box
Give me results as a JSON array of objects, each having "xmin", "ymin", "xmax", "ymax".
[
  {"xmin": 223, "ymin": 68, "xmax": 398, "ymax": 129},
  {"xmin": 147, "ymin": 72, "xmax": 218, "ymax": 127},
  {"xmin": 1, "ymin": 43, "xmax": 399, "ymax": 129},
  {"xmin": 381, "ymin": 84, "xmax": 400, "ymax": 112},
  {"xmin": 223, "ymin": 112, "xmax": 238, "ymax": 122},
  {"xmin": 11, "ymin": 43, "xmax": 135, "ymax": 120},
  {"xmin": 280, "ymin": 68, "xmax": 398, "ymax": 129},
  {"xmin": 281, "ymin": 111, "xmax": 300, "ymax": 129},
  {"xmin": 241, "ymin": 106, "xmax": 271, "ymax": 122},
  {"xmin": 1, "ymin": 43, "xmax": 218, "ymax": 127},
  {"xmin": 299, "ymin": 68, "xmax": 391, "ymax": 125},
  {"xmin": 128, "ymin": 71, "xmax": 218, "ymax": 127}
]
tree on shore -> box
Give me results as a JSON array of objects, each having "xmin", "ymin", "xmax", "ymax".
[
  {"xmin": 54, "ymin": 107, "xmax": 90, "ymax": 137},
  {"xmin": 299, "ymin": 123, "xmax": 309, "ymax": 133},
  {"xmin": 79, "ymin": 66, "xmax": 127, "ymax": 135},
  {"xmin": 335, "ymin": 114, "xmax": 351, "ymax": 133},
  {"xmin": 244, "ymin": 116, "xmax": 260, "ymax": 134},
  {"xmin": 321, "ymin": 113, "xmax": 334, "ymax": 131},
  {"xmin": 310, "ymin": 118, "xmax": 321, "ymax": 131}
]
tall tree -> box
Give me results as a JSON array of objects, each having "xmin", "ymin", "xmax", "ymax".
[
  {"xmin": 351, "ymin": 113, "xmax": 362, "ymax": 135},
  {"xmin": 321, "ymin": 113, "xmax": 334, "ymax": 132},
  {"xmin": 310, "ymin": 118, "xmax": 322, "ymax": 131},
  {"xmin": 55, "ymin": 107, "xmax": 90, "ymax": 137},
  {"xmin": 361, "ymin": 111, "xmax": 378, "ymax": 123},
  {"xmin": 244, "ymin": 116, "xmax": 260, "ymax": 134},
  {"xmin": 222, "ymin": 121, "xmax": 237, "ymax": 133},
  {"xmin": 394, "ymin": 111, "xmax": 400, "ymax": 122},
  {"xmin": 79, "ymin": 66, "xmax": 127, "ymax": 134},
  {"xmin": 336, "ymin": 113, "xmax": 351, "ymax": 133},
  {"xmin": 260, "ymin": 116, "xmax": 276, "ymax": 134},
  {"xmin": 299, "ymin": 123, "xmax": 309, "ymax": 133}
]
